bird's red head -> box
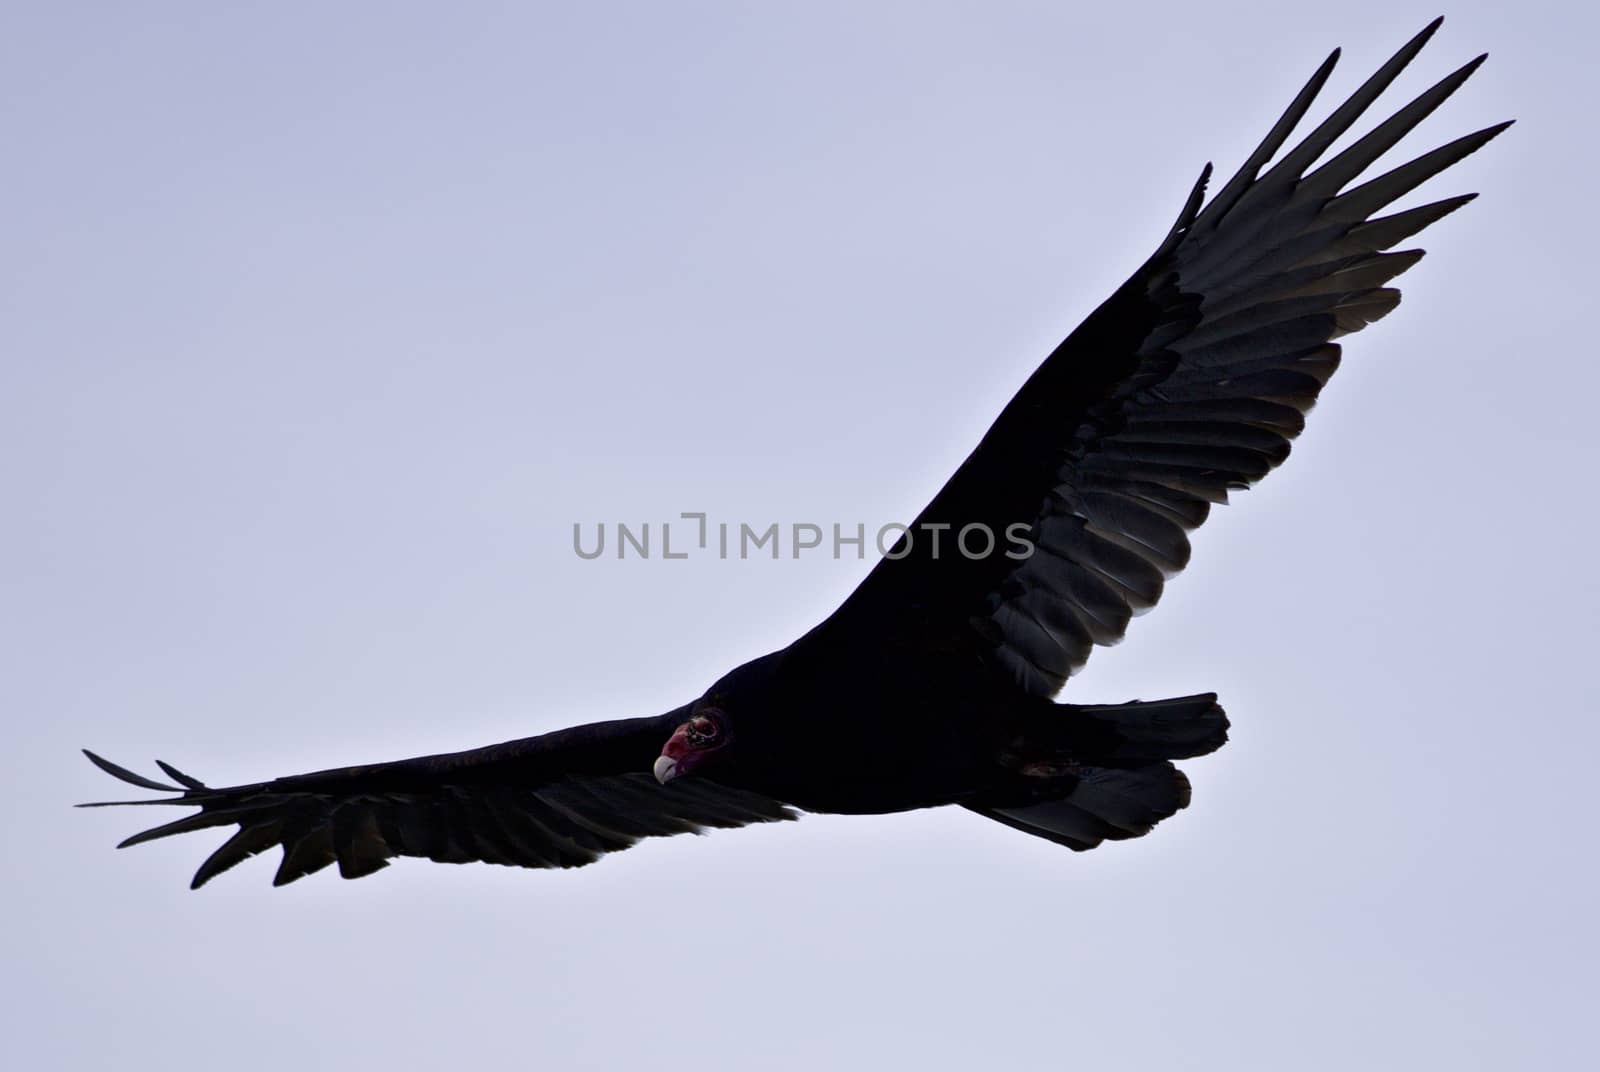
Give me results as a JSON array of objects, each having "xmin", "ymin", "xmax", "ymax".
[{"xmin": 654, "ymin": 709, "xmax": 730, "ymax": 784}]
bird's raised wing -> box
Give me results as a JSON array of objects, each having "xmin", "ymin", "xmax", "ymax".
[
  {"xmin": 806, "ymin": 19, "xmax": 1507, "ymax": 696},
  {"xmin": 80, "ymin": 713, "xmax": 794, "ymax": 888}
]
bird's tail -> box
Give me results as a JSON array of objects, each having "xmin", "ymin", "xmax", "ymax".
[
  {"xmin": 968, "ymin": 764, "xmax": 1193, "ymax": 852},
  {"xmin": 1059, "ymin": 692, "xmax": 1229, "ymax": 763},
  {"xmin": 966, "ymin": 692, "xmax": 1227, "ymax": 851}
]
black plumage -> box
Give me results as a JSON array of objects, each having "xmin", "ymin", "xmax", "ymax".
[{"xmin": 83, "ymin": 19, "xmax": 1507, "ymax": 887}]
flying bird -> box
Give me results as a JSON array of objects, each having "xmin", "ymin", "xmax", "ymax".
[{"xmin": 83, "ymin": 19, "xmax": 1507, "ymax": 888}]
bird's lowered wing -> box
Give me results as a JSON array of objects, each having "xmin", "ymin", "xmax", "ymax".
[
  {"xmin": 805, "ymin": 19, "xmax": 1508, "ymax": 696},
  {"xmin": 81, "ymin": 713, "xmax": 794, "ymax": 887}
]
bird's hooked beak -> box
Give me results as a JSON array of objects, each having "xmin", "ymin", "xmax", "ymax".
[
  {"xmin": 653, "ymin": 755, "xmax": 680, "ymax": 785},
  {"xmin": 654, "ymin": 721, "xmax": 693, "ymax": 784}
]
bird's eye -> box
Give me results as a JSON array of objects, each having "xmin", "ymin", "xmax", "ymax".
[{"xmin": 685, "ymin": 716, "xmax": 720, "ymax": 746}]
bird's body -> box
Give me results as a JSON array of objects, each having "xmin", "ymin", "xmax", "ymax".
[
  {"xmin": 696, "ymin": 646, "xmax": 997, "ymax": 815},
  {"xmin": 84, "ymin": 18, "xmax": 1507, "ymax": 888}
]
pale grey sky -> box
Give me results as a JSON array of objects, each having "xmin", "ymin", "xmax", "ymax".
[{"xmin": 5, "ymin": 2, "xmax": 1594, "ymax": 1069}]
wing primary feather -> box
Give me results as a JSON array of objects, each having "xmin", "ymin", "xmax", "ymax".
[
  {"xmin": 116, "ymin": 810, "xmax": 242, "ymax": 849},
  {"xmin": 154, "ymin": 760, "xmax": 208, "ymax": 790},
  {"xmin": 190, "ymin": 821, "xmax": 286, "ymax": 889},
  {"xmin": 1183, "ymin": 20, "xmax": 1450, "ymax": 283},
  {"xmin": 1324, "ymin": 121, "xmax": 1513, "ymax": 222},
  {"xmin": 1191, "ymin": 47, "xmax": 1340, "ymax": 234},
  {"xmin": 1315, "ymin": 193, "xmax": 1476, "ymax": 260},
  {"xmin": 1297, "ymin": 54, "xmax": 1487, "ymax": 200},
  {"xmin": 82, "ymin": 750, "xmax": 182, "ymax": 792},
  {"xmin": 1154, "ymin": 163, "xmax": 1213, "ymax": 257},
  {"xmin": 1254, "ymin": 17, "xmax": 1445, "ymax": 191}
]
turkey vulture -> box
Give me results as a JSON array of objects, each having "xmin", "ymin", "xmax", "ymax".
[{"xmin": 83, "ymin": 19, "xmax": 1507, "ymax": 888}]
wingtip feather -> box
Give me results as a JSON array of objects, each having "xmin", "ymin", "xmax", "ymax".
[
  {"xmin": 155, "ymin": 760, "xmax": 207, "ymax": 790},
  {"xmin": 83, "ymin": 749, "xmax": 182, "ymax": 792}
]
